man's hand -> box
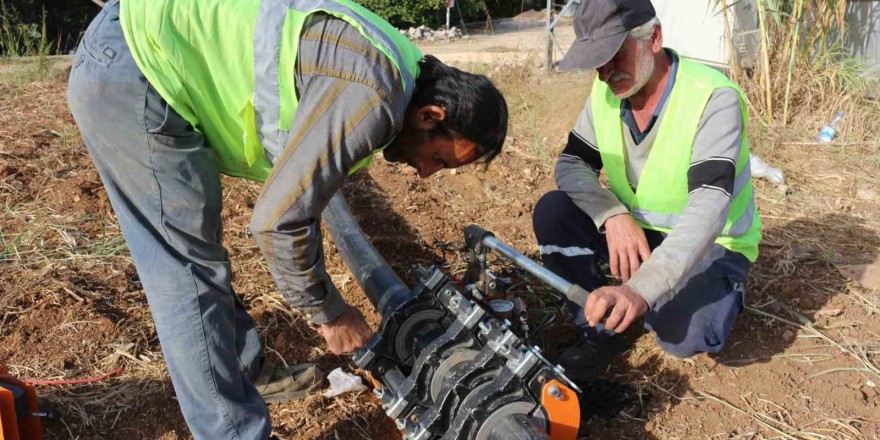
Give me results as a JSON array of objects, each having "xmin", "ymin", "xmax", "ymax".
[
  {"xmin": 604, "ymin": 213, "xmax": 652, "ymax": 282},
  {"xmin": 585, "ymin": 285, "xmax": 649, "ymax": 333},
  {"xmin": 317, "ymin": 305, "xmax": 373, "ymax": 355}
]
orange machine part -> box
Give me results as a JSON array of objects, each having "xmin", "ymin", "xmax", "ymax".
[
  {"xmin": 365, "ymin": 371, "xmax": 384, "ymax": 391},
  {"xmin": 1, "ymin": 384, "xmax": 21, "ymax": 440},
  {"xmin": 541, "ymin": 380, "xmax": 580, "ymax": 440},
  {"xmin": 0, "ymin": 368, "xmax": 43, "ymax": 440}
]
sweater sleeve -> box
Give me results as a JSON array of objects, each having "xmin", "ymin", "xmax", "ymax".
[
  {"xmin": 249, "ymin": 15, "xmax": 408, "ymax": 324},
  {"xmin": 626, "ymin": 87, "xmax": 744, "ymax": 306},
  {"xmin": 555, "ymin": 96, "xmax": 629, "ymax": 230}
]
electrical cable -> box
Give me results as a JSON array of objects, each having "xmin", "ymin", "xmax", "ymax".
[{"xmin": 24, "ymin": 367, "xmax": 124, "ymax": 386}]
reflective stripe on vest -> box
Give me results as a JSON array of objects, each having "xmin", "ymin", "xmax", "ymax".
[
  {"xmin": 253, "ymin": 0, "xmax": 290, "ymax": 162},
  {"xmin": 254, "ymin": 0, "xmax": 418, "ymax": 160},
  {"xmin": 632, "ymin": 194, "xmax": 755, "ymax": 239},
  {"xmin": 120, "ymin": 0, "xmax": 421, "ymax": 182},
  {"xmin": 631, "ymin": 157, "xmax": 755, "ymax": 235},
  {"xmin": 592, "ymin": 54, "xmax": 761, "ymax": 262}
]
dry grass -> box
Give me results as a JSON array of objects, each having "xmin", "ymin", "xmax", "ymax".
[
  {"xmin": 720, "ymin": 0, "xmax": 874, "ymax": 126},
  {"xmin": 475, "ymin": 56, "xmax": 592, "ymax": 161},
  {"xmin": 463, "ymin": 35, "xmax": 880, "ymax": 438},
  {"xmin": 2, "ymin": 32, "xmax": 880, "ymax": 439}
]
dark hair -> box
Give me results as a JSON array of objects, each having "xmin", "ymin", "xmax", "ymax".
[{"xmin": 410, "ymin": 55, "xmax": 508, "ymax": 165}]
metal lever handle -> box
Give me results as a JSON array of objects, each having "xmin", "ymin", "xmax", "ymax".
[{"xmin": 464, "ymin": 225, "xmax": 588, "ymax": 307}]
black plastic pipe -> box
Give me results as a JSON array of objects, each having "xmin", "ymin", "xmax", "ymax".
[
  {"xmin": 323, "ymin": 192, "xmax": 412, "ymax": 318},
  {"xmin": 324, "ymin": 193, "xmax": 551, "ymax": 440}
]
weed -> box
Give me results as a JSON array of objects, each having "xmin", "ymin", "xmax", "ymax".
[
  {"xmin": 0, "ymin": 2, "xmax": 54, "ymax": 82},
  {"xmin": 824, "ymin": 246, "xmax": 840, "ymax": 265},
  {"xmin": 481, "ymin": 57, "xmax": 590, "ymax": 163},
  {"xmin": 875, "ymin": 138, "xmax": 880, "ymax": 168},
  {"xmin": 0, "ymin": 1, "xmax": 49, "ymax": 58},
  {"xmin": 716, "ymin": 0, "xmax": 875, "ymax": 126},
  {"xmin": 84, "ymin": 220, "xmax": 128, "ymax": 258},
  {"xmin": 0, "ymin": 229, "xmax": 17, "ymax": 262}
]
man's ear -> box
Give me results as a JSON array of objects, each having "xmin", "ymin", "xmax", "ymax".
[
  {"xmin": 650, "ymin": 25, "xmax": 663, "ymax": 53},
  {"xmin": 414, "ymin": 105, "xmax": 446, "ymax": 131}
]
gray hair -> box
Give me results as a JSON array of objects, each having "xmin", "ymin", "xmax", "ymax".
[{"xmin": 629, "ymin": 17, "xmax": 660, "ymax": 40}]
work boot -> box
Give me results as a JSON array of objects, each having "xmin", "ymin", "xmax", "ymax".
[
  {"xmin": 556, "ymin": 338, "xmax": 619, "ymax": 381},
  {"xmin": 578, "ymin": 378, "xmax": 644, "ymax": 420},
  {"xmin": 254, "ymin": 360, "xmax": 324, "ymax": 404},
  {"xmin": 556, "ymin": 325, "xmax": 641, "ymax": 381}
]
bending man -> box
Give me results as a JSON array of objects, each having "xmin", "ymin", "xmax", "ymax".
[{"xmin": 68, "ymin": 0, "xmax": 508, "ymax": 438}]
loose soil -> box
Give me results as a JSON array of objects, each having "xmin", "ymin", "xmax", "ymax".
[{"xmin": 2, "ymin": 30, "xmax": 880, "ymax": 440}]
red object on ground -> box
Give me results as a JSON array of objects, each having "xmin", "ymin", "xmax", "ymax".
[
  {"xmin": 1, "ymin": 365, "xmax": 42, "ymax": 440},
  {"xmin": 24, "ymin": 367, "xmax": 124, "ymax": 386}
]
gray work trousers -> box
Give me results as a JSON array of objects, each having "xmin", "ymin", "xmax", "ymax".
[
  {"xmin": 67, "ymin": 1, "xmax": 270, "ymax": 438},
  {"xmin": 533, "ymin": 190, "xmax": 751, "ymax": 358}
]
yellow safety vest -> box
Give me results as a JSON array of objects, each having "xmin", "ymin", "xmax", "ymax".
[
  {"xmin": 120, "ymin": 0, "xmax": 423, "ymax": 181},
  {"xmin": 591, "ymin": 55, "xmax": 761, "ymax": 262}
]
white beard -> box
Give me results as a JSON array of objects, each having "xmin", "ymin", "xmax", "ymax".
[{"xmin": 618, "ymin": 41, "xmax": 655, "ymax": 99}]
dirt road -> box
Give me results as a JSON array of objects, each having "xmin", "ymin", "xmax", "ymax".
[{"xmin": 421, "ymin": 22, "xmax": 575, "ymax": 65}]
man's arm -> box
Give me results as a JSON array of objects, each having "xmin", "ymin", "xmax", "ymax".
[
  {"xmin": 249, "ymin": 15, "xmax": 408, "ymax": 346},
  {"xmin": 626, "ymin": 87, "xmax": 743, "ymax": 306},
  {"xmin": 555, "ymin": 96, "xmax": 629, "ymax": 228},
  {"xmin": 250, "ymin": 75, "xmax": 403, "ymax": 325},
  {"xmin": 557, "ymin": 96, "xmax": 649, "ymax": 282}
]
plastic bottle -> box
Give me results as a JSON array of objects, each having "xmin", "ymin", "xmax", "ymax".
[{"xmin": 817, "ymin": 111, "xmax": 844, "ymax": 143}]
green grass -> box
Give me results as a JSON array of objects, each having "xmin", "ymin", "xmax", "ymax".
[
  {"xmin": 0, "ymin": 1, "xmax": 53, "ymax": 82},
  {"xmin": 81, "ymin": 220, "xmax": 129, "ymax": 259},
  {"xmin": 0, "ymin": 1, "xmax": 48, "ymax": 58},
  {"xmin": 0, "ymin": 229, "xmax": 18, "ymax": 262},
  {"xmin": 0, "ymin": 207, "xmax": 129, "ymax": 268}
]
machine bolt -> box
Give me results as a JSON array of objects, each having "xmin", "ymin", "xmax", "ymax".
[
  {"xmin": 478, "ymin": 321, "xmax": 491, "ymax": 334},
  {"xmin": 449, "ymin": 297, "xmax": 461, "ymax": 308},
  {"xmin": 537, "ymin": 375, "xmax": 547, "ymax": 384},
  {"xmin": 410, "ymin": 414, "xmax": 419, "ymax": 423},
  {"xmin": 548, "ymin": 385, "xmax": 563, "ymax": 400}
]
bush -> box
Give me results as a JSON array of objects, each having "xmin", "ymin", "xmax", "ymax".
[
  {"xmin": 358, "ymin": 0, "xmax": 545, "ymax": 29},
  {"xmin": 1, "ymin": 0, "xmax": 95, "ymax": 56},
  {"xmin": 358, "ymin": 0, "xmax": 448, "ymax": 29},
  {"xmin": 1, "ymin": 0, "xmax": 50, "ymax": 60}
]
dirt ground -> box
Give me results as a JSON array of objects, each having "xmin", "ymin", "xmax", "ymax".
[
  {"xmin": 2, "ymin": 24, "xmax": 880, "ymax": 440},
  {"xmin": 418, "ymin": 21, "xmax": 575, "ymax": 65}
]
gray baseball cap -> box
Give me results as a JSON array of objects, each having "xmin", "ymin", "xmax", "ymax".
[{"xmin": 557, "ymin": 0, "xmax": 656, "ymax": 72}]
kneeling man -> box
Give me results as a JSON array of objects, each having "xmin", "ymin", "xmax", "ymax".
[{"xmin": 533, "ymin": 0, "xmax": 761, "ymax": 378}]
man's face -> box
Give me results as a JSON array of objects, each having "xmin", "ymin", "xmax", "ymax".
[
  {"xmin": 384, "ymin": 106, "xmax": 480, "ymax": 178},
  {"xmin": 596, "ymin": 35, "xmax": 656, "ymax": 99}
]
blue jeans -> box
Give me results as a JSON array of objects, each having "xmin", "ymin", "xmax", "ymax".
[
  {"xmin": 67, "ymin": 1, "xmax": 270, "ymax": 438},
  {"xmin": 532, "ymin": 191, "xmax": 751, "ymax": 358}
]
